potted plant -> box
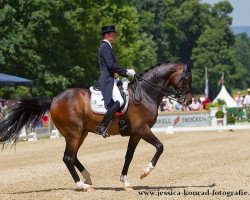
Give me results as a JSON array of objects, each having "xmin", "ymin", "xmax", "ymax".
[
  {"xmin": 215, "ymin": 110, "xmax": 224, "ymax": 118},
  {"xmin": 215, "ymin": 110, "xmax": 224, "ymax": 125}
]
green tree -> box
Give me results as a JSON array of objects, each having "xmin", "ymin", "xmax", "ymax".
[
  {"xmin": 135, "ymin": 0, "xmax": 168, "ymax": 62},
  {"xmin": 0, "ymin": 86, "xmax": 31, "ymax": 99},
  {"xmin": 1, "ymin": 0, "xmax": 157, "ymax": 97},
  {"xmin": 135, "ymin": 0, "xmax": 209, "ymax": 63},
  {"xmin": 98, "ymin": 1, "xmax": 157, "ymax": 72},
  {"xmin": 233, "ymin": 33, "xmax": 250, "ymax": 87},
  {"xmin": 192, "ymin": 1, "xmax": 245, "ymax": 98},
  {"xmin": 164, "ymin": 0, "xmax": 209, "ymax": 63}
]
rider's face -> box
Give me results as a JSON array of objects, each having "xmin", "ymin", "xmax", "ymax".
[{"xmin": 107, "ymin": 32, "xmax": 117, "ymax": 43}]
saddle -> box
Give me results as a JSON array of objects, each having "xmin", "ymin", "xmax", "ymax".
[{"xmin": 89, "ymin": 78, "xmax": 129, "ymax": 116}]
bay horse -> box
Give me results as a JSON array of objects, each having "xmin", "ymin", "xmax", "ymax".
[{"xmin": 0, "ymin": 62, "xmax": 192, "ymax": 191}]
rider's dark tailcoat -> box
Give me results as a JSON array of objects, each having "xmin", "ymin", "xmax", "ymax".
[{"xmin": 98, "ymin": 41, "xmax": 127, "ymax": 107}]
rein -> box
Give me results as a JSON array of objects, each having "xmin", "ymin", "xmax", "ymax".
[{"xmin": 132, "ymin": 65, "xmax": 191, "ymax": 104}]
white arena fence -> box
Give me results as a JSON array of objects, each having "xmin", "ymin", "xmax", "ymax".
[
  {"xmin": 3, "ymin": 108, "xmax": 249, "ymax": 143},
  {"xmin": 18, "ymin": 127, "xmax": 60, "ymax": 142}
]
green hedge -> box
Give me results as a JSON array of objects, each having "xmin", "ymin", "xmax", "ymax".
[{"xmin": 226, "ymin": 106, "xmax": 250, "ymax": 122}]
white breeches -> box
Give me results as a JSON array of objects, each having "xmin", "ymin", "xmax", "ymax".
[{"xmin": 112, "ymin": 79, "xmax": 124, "ymax": 107}]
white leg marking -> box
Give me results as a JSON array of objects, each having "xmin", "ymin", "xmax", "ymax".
[
  {"xmin": 140, "ymin": 162, "xmax": 155, "ymax": 180},
  {"xmin": 145, "ymin": 162, "xmax": 155, "ymax": 173},
  {"xmin": 76, "ymin": 181, "xmax": 94, "ymax": 191},
  {"xmin": 120, "ymin": 174, "xmax": 133, "ymax": 191},
  {"xmin": 120, "ymin": 174, "xmax": 131, "ymax": 187}
]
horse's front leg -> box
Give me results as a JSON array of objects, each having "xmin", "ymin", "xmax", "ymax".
[
  {"xmin": 139, "ymin": 126, "xmax": 164, "ymax": 179},
  {"xmin": 120, "ymin": 136, "xmax": 141, "ymax": 191}
]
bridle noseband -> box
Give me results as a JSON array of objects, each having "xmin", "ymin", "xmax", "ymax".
[
  {"xmin": 172, "ymin": 65, "xmax": 192, "ymax": 103},
  {"xmin": 132, "ymin": 65, "xmax": 191, "ymax": 103}
]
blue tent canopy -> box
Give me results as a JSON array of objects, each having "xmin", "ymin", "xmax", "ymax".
[{"xmin": 0, "ymin": 73, "xmax": 33, "ymax": 87}]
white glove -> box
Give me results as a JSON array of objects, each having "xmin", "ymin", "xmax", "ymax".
[{"xmin": 126, "ymin": 69, "xmax": 136, "ymax": 77}]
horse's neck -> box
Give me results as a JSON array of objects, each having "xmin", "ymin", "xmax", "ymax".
[{"xmin": 141, "ymin": 64, "xmax": 176, "ymax": 105}]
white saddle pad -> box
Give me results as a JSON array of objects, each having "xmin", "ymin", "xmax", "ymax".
[{"xmin": 90, "ymin": 78, "xmax": 129, "ymax": 115}]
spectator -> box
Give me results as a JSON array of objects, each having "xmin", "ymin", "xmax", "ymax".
[
  {"xmin": 2, "ymin": 99, "xmax": 14, "ymax": 117},
  {"xmin": 159, "ymin": 98, "xmax": 172, "ymax": 111},
  {"xmin": 174, "ymin": 101, "xmax": 183, "ymax": 111},
  {"xmin": 196, "ymin": 95, "xmax": 202, "ymax": 104},
  {"xmin": 183, "ymin": 105, "xmax": 190, "ymax": 111},
  {"xmin": 201, "ymin": 95, "xmax": 212, "ymax": 110},
  {"xmin": 164, "ymin": 98, "xmax": 175, "ymax": 111},
  {"xmin": 41, "ymin": 113, "xmax": 49, "ymax": 128},
  {"xmin": 189, "ymin": 97, "xmax": 201, "ymax": 111},
  {"xmin": 234, "ymin": 92, "xmax": 244, "ymax": 107},
  {"xmin": 243, "ymin": 88, "xmax": 250, "ymax": 106},
  {"xmin": 159, "ymin": 100, "xmax": 167, "ymax": 111}
]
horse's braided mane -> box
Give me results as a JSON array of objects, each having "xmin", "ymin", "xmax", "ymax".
[{"xmin": 138, "ymin": 60, "xmax": 179, "ymax": 77}]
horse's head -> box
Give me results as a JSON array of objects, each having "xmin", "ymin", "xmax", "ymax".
[{"xmin": 170, "ymin": 64, "xmax": 192, "ymax": 106}]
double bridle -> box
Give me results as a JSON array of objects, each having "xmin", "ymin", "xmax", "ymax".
[{"xmin": 132, "ymin": 65, "xmax": 192, "ymax": 103}]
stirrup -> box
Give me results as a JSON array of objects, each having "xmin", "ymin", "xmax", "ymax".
[{"xmin": 97, "ymin": 126, "xmax": 110, "ymax": 138}]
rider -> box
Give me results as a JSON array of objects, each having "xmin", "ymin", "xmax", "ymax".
[{"xmin": 97, "ymin": 25, "xmax": 135, "ymax": 138}]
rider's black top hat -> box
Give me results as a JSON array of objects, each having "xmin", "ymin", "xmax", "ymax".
[{"xmin": 101, "ymin": 25, "xmax": 117, "ymax": 35}]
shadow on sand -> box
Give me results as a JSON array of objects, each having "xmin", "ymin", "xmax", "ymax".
[{"xmin": 8, "ymin": 183, "xmax": 216, "ymax": 194}]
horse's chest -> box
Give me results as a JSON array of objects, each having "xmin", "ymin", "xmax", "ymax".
[{"xmin": 142, "ymin": 107, "xmax": 158, "ymax": 123}]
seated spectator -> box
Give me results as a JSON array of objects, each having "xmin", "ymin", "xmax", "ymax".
[
  {"xmin": 196, "ymin": 95, "xmax": 202, "ymax": 104},
  {"xmin": 2, "ymin": 99, "xmax": 14, "ymax": 117},
  {"xmin": 41, "ymin": 113, "xmax": 49, "ymax": 127},
  {"xmin": 201, "ymin": 95, "xmax": 211, "ymax": 110},
  {"xmin": 189, "ymin": 97, "xmax": 201, "ymax": 111},
  {"xmin": 199, "ymin": 95, "xmax": 205, "ymax": 103},
  {"xmin": 234, "ymin": 92, "xmax": 244, "ymax": 107},
  {"xmin": 183, "ymin": 105, "xmax": 190, "ymax": 111},
  {"xmin": 159, "ymin": 99, "xmax": 167, "ymax": 111},
  {"xmin": 159, "ymin": 98, "xmax": 174, "ymax": 111},
  {"xmin": 174, "ymin": 101, "xmax": 183, "ymax": 111},
  {"xmin": 243, "ymin": 88, "xmax": 250, "ymax": 106},
  {"xmin": 165, "ymin": 98, "xmax": 175, "ymax": 111}
]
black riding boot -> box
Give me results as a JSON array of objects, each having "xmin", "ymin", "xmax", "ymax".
[{"xmin": 97, "ymin": 101, "xmax": 120, "ymax": 138}]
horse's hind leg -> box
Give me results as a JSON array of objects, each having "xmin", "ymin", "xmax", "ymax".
[
  {"xmin": 63, "ymin": 132, "xmax": 92, "ymax": 191},
  {"xmin": 75, "ymin": 157, "xmax": 92, "ymax": 185},
  {"xmin": 74, "ymin": 132, "xmax": 92, "ymax": 185}
]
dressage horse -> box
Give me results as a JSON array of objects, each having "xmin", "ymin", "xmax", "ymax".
[{"xmin": 0, "ymin": 62, "xmax": 192, "ymax": 191}]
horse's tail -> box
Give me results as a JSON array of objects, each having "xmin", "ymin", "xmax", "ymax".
[{"xmin": 0, "ymin": 97, "xmax": 52, "ymax": 143}]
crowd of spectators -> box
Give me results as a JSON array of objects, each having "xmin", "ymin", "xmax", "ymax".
[
  {"xmin": 158, "ymin": 88, "xmax": 250, "ymax": 112},
  {"xmin": 159, "ymin": 96, "xmax": 206, "ymax": 112},
  {"xmin": 234, "ymin": 88, "xmax": 250, "ymax": 107}
]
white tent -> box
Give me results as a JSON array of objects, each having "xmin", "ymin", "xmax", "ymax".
[{"xmin": 213, "ymin": 85, "xmax": 237, "ymax": 107}]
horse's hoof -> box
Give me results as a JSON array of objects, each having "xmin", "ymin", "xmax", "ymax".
[
  {"xmin": 76, "ymin": 182, "xmax": 94, "ymax": 192},
  {"xmin": 124, "ymin": 186, "xmax": 134, "ymax": 191},
  {"xmin": 85, "ymin": 185, "xmax": 94, "ymax": 192},
  {"xmin": 140, "ymin": 169, "xmax": 148, "ymax": 180}
]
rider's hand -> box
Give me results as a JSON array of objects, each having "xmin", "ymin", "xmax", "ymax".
[{"xmin": 126, "ymin": 69, "xmax": 136, "ymax": 77}]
